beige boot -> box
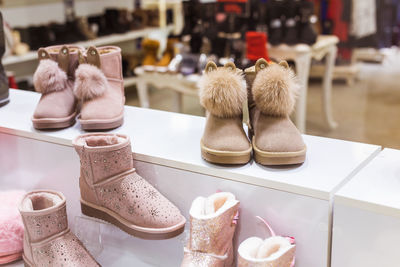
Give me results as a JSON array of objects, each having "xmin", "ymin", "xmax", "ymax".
[
  {"xmin": 199, "ymin": 61, "xmax": 252, "ymax": 165},
  {"xmin": 181, "ymin": 192, "xmax": 239, "ymax": 267},
  {"xmin": 73, "ymin": 133, "xmax": 186, "ymax": 239},
  {"xmin": 19, "ymin": 190, "xmax": 99, "ymax": 267},
  {"xmin": 245, "ymin": 58, "xmax": 306, "ymax": 165}
]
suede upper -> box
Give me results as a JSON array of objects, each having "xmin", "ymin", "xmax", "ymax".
[
  {"xmin": 77, "ymin": 46, "xmax": 125, "ymax": 121},
  {"xmin": 73, "ymin": 133, "xmax": 184, "ymax": 229},
  {"xmin": 202, "ymin": 113, "xmax": 251, "ymax": 152}
]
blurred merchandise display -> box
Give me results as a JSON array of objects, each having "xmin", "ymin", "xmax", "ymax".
[{"xmin": 0, "ymin": 12, "xmax": 9, "ymax": 107}]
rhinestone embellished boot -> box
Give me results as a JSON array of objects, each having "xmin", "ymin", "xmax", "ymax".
[
  {"xmin": 73, "ymin": 133, "xmax": 186, "ymax": 239},
  {"xmin": 181, "ymin": 192, "xmax": 239, "ymax": 267},
  {"xmin": 19, "ymin": 190, "xmax": 99, "ymax": 267}
]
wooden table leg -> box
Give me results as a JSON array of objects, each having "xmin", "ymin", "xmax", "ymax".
[
  {"xmin": 137, "ymin": 78, "xmax": 150, "ymax": 108},
  {"xmin": 322, "ymin": 45, "xmax": 338, "ymax": 129},
  {"xmin": 294, "ymin": 52, "xmax": 312, "ymax": 133}
]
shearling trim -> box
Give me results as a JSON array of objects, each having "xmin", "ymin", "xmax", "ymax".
[
  {"xmin": 33, "ymin": 59, "xmax": 68, "ymax": 94},
  {"xmin": 252, "ymin": 64, "xmax": 299, "ymax": 116},
  {"xmin": 198, "ymin": 67, "xmax": 246, "ymax": 117},
  {"xmin": 74, "ymin": 64, "xmax": 108, "ymax": 100}
]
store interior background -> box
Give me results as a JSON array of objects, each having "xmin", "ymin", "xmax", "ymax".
[{"xmin": 1, "ymin": 0, "xmax": 400, "ymax": 148}]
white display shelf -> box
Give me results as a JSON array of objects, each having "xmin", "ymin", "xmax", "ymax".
[
  {"xmin": 0, "ymin": 89, "xmax": 380, "ymax": 200},
  {"xmin": 0, "ymin": 89, "xmax": 381, "ymax": 267},
  {"xmin": 332, "ymin": 148, "xmax": 400, "ymax": 267}
]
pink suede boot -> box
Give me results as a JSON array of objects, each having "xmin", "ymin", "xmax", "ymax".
[
  {"xmin": 0, "ymin": 190, "xmax": 25, "ymax": 265},
  {"xmin": 19, "ymin": 190, "xmax": 99, "ymax": 267},
  {"xmin": 73, "ymin": 133, "xmax": 186, "ymax": 239},
  {"xmin": 237, "ymin": 217, "xmax": 295, "ymax": 267},
  {"xmin": 32, "ymin": 45, "xmax": 83, "ymax": 129},
  {"xmin": 74, "ymin": 46, "xmax": 125, "ymax": 130},
  {"xmin": 181, "ymin": 192, "xmax": 239, "ymax": 267}
]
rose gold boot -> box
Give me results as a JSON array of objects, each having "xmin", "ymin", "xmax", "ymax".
[
  {"xmin": 73, "ymin": 133, "xmax": 186, "ymax": 239},
  {"xmin": 181, "ymin": 192, "xmax": 239, "ymax": 267},
  {"xmin": 19, "ymin": 190, "xmax": 99, "ymax": 267},
  {"xmin": 238, "ymin": 217, "xmax": 295, "ymax": 267}
]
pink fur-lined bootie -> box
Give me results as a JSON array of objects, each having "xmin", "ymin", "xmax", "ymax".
[
  {"xmin": 19, "ymin": 190, "xmax": 99, "ymax": 267},
  {"xmin": 0, "ymin": 190, "xmax": 25, "ymax": 265},
  {"xmin": 245, "ymin": 58, "xmax": 306, "ymax": 165},
  {"xmin": 32, "ymin": 45, "xmax": 83, "ymax": 129},
  {"xmin": 238, "ymin": 217, "xmax": 296, "ymax": 267},
  {"xmin": 181, "ymin": 192, "xmax": 239, "ymax": 267},
  {"xmin": 73, "ymin": 133, "xmax": 186, "ymax": 239},
  {"xmin": 74, "ymin": 46, "xmax": 125, "ymax": 130}
]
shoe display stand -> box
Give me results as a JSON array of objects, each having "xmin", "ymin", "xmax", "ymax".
[
  {"xmin": 0, "ymin": 89, "xmax": 381, "ymax": 267},
  {"xmin": 134, "ymin": 66, "xmax": 200, "ymax": 112},
  {"xmin": 331, "ymin": 148, "xmax": 400, "ymax": 267},
  {"xmin": 268, "ymin": 35, "xmax": 339, "ymax": 133}
]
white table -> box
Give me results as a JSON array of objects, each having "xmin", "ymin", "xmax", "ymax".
[
  {"xmin": 0, "ymin": 89, "xmax": 380, "ymax": 267},
  {"xmin": 134, "ymin": 67, "xmax": 200, "ymax": 113},
  {"xmin": 268, "ymin": 35, "xmax": 339, "ymax": 133},
  {"xmin": 332, "ymin": 148, "xmax": 400, "ymax": 267}
]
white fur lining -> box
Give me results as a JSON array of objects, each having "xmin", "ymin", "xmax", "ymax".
[
  {"xmin": 21, "ymin": 192, "xmax": 63, "ymax": 212},
  {"xmin": 189, "ymin": 192, "xmax": 238, "ymax": 219},
  {"xmin": 238, "ymin": 236, "xmax": 295, "ymax": 262},
  {"xmin": 75, "ymin": 135, "xmax": 125, "ymax": 147}
]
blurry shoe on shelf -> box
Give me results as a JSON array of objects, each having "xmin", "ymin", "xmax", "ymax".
[
  {"xmin": 131, "ymin": 4, "xmax": 149, "ymax": 30},
  {"xmin": 282, "ymin": 0, "xmax": 300, "ymax": 45},
  {"xmin": 238, "ymin": 216, "xmax": 296, "ymax": 267},
  {"xmin": 122, "ymin": 53, "xmax": 142, "ymax": 77},
  {"xmin": 180, "ymin": 54, "xmax": 198, "ymax": 76},
  {"xmin": 266, "ymin": 0, "xmax": 285, "ymax": 45},
  {"xmin": 19, "ymin": 190, "xmax": 99, "ymax": 267},
  {"xmin": 245, "ymin": 58, "xmax": 306, "ymax": 165},
  {"xmin": 141, "ymin": 38, "xmax": 159, "ymax": 71},
  {"xmin": 146, "ymin": 9, "xmax": 160, "ymax": 27},
  {"xmin": 167, "ymin": 54, "xmax": 183, "ymax": 73},
  {"xmin": 73, "ymin": 133, "xmax": 186, "ymax": 239},
  {"xmin": 32, "ymin": 45, "xmax": 82, "ymax": 129},
  {"xmin": 181, "ymin": 192, "xmax": 239, "ymax": 267},
  {"xmin": 104, "ymin": 8, "xmax": 131, "ymax": 34},
  {"xmin": 74, "ymin": 46, "xmax": 125, "ymax": 130},
  {"xmin": 298, "ymin": 0, "xmax": 317, "ymax": 45},
  {"xmin": 11, "ymin": 31, "xmax": 30, "ymax": 55},
  {"xmin": 155, "ymin": 38, "xmax": 178, "ymax": 72},
  {"xmin": 76, "ymin": 17, "xmax": 97, "ymax": 40},
  {"xmin": 0, "ymin": 12, "xmax": 10, "ymax": 107},
  {"xmin": 88, "ymin": 14, "xmax": 108, "ymax": 36},
  {"xmin": 0, "ymin": 190, "xmax": 25, "ymax": 265},
  {"xmin": 199, "ymin": 61, "xmax": 251, "ymax": 164},
  {"xmin": 246, "ymin": 31, "xmax": 269, "ymax": 63}
]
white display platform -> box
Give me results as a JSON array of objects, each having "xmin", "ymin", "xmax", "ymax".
[
  {"xmin": 0, "ymin": 89, "xmax": 381, "ymax": 267},
  {"xmin": 331, "ymin": 148, "xmax": 400, "ymax": 267}
]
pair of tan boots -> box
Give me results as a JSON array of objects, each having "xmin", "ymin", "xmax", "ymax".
[
  {"xmin": 32, "ymin": 45, "xmax": 125, "ymax": 130},
  {"xmin": 182, "ymin": 192, "xmax": 295, "ymax": 267},
  {"xmin": 199, "ymin": 59, "xmax": 306, "ymax": 166}
]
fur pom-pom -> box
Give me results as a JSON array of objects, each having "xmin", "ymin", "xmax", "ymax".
[
  {"xmin": 252, "ymin": 64, "xmax": 299, "ymax": 116},
  {"xmin": 33, "ymin": 59, "xmax": 68, "ymax": 94},
  {"xmin": 198, "ymin": 67, "xmax": 247, "ymax": 117},
  {"xmin": 74, "ymin": 64, "xmax": 108, "ymax": 100}
]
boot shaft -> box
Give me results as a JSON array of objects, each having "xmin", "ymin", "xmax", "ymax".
[
  {"xmin": 39, "ymin": 45, "xmax": 83, "ymax": 79},
  {"xmin": 73, "ymin": 133, "xmax": 133, "ymax": 185},
  {"xmin": 19, "ymin": 190, "xmax": 68, "ymax": 243},
  {"xmin": 83, "ymin": 46, "xmax": 123, "ymax": 81}
]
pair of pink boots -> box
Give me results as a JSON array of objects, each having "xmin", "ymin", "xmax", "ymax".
[
  {"xmin": 19, "ymin": 133, "xmax": 186, "ymax": 266},
  {"xmin": 32, "ymin": 45, "xmax": 125, "ymax": 130},
  {"xmin": 182, "ymin": 192, "xmax": 295, "ymax": 267}
]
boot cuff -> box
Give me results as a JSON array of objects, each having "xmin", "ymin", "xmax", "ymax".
[{"xmin": 73, "ymin": 133, "xmax": 130, "ymax": 153}]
